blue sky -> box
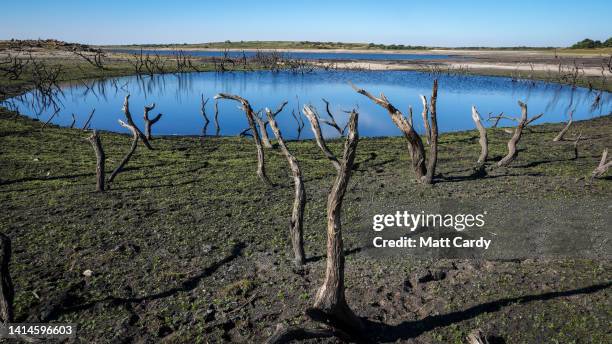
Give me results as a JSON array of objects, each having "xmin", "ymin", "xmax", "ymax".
[{"xmin": 1, "ymin": 0, "xmax": 610, "ymax": 46}]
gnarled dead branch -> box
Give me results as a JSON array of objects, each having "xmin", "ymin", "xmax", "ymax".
[
  {"xmin": 254, "ymin": 110, "xmax": 273, "ymax": 148},
  {"xmin": 553, "ymin": 110, "xmax": 574, "ymax": 142},
  {"xmin": 292, "ymin": 109, "xmax": 305, "ymax": 140},
  {"xmin": 303, "ymin": 105, "xmax": 341, "ymax": 171},
  {"xmin": 265, "ymin": 101, "xmax": 305, "ymax": 266},
  {"xmin": 471, "ymin": 106, "xmax": 488, "ymax": 164},
  {"xmin": 321, "ymin": 98, "xmax": 346, "ymax": 136},
  {"xmin": 41, "ymin": 108, "xmax": 60, "ymax": 131},
  {"xmin": 107, "ymin": 120, "xmax": 140, "ymax": 184},
  {"xmin": 591, "ymin": 148, "xmax": 612, "ymax": 180},
  {"xmin": 352, "ymin": 80, "xmax": 439, "ymax": 184},
  {"xmin": 143, "ymin": 103, "xmax": 162, "ymax": 140},
  {"xmin": 419, "ymin": 94, "xmax": 431, "ymax": 144},
  {"xmin": 215, "ymin": 93, "xmax": 274, "ymax": 187},
  {"xmin": 497, "ymin": 101, "xmax": 542, "ymax": 167},
  {"xmin": 310, "ymin": 110, "xmax": 363, "ymax": 335},
  {"xmin": 122, "ymin": 95, "xmax": 153, "ymax": 150},
  {"xmin": 87, "ymin": 130, "xmax": 105, "ymax": 192}
]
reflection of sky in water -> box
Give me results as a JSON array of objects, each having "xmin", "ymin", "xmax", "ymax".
[{"xmin": 5, "ymin": 70, "xmax": 611, "ymax": 139}]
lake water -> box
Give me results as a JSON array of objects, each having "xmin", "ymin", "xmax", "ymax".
[
  {"xmin": 5, "ymin": 70, "xmax": 610, "ymax": 139},
  {"xmin": 110, "ymin": 49, "xmax": 451, "ymax": 61}
]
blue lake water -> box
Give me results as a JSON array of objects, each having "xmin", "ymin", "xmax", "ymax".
[
  {"xmin": 5, "ymin": 70, "xmax": 610, "ymax": 139},
  {"xmin": 110, "ymin": 49, "xmax": 451, "ymax": 61}
]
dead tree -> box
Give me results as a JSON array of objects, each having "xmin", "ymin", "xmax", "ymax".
[
  {"xmin": 214, "ymin": 99, "xmax": 221, "ymax": 136},
  {"xmin": 591, "ymin": 148, "xmax": 612, "ymax": 180},
  {"xmin": 0, "ymin": 233, "xmax": 14, "ymax": 324},
  {"xmin": 143, "ymin": 103, "xmax": 162, "ymax": 140},
  {"xmin": 471, "ymin": 106, "xmax": 488, "ymax": 164},
  {"xmin": 200, "ymin": 95, "xmax": 210, "ymax": 136},
  {"xmin": 215, "ymin": 93, "xmax": 274, "ymax": 187},
  {"xmin": 553, "ymin": 110, "xmax": 574, "ymax": 142},
  {"xmin": 292, "ymin": 109, "xmax": 305, "ymax": 140},
  {"xmin": 254, "ymin": 110, "xmax": 273, "ymax": 148},
  {"xmin": 265, "ymin": 101, "xmax": 306, "ymax": 267},
  {"xmin": 497, "ymin": 101, "xmax": 543, "ymax": 167},
  {"xmin": 107, "ymin": 120, "xmax": 139, "ymax": 184},
  {"xmin": 309, "ymin": 110, "xmax": 363, "ymax": 334},
  {"xmin": 302, "ymin": 105, "xmax": 341, "ymax": 171},
  {"xmin": 352, "ymin": 80, "xmax": 439, "ymax": 184},
  {"xmin": 87, "ymin": 130, "xmax": 105, "ymax": 192},
  {"xmin": 321, "ymin": 98, "xmax": 347, "ymax": 136},
  {"xmin": 81, "ymin": 108, "xmax": 95, "ymax": 130},
  {"xmin": 122, "ymin": 95, "xmax": 153, "ymax": 149},
  {"xmin": 419, "ymin": 95, "xmax": 431, "ymax": 144}
]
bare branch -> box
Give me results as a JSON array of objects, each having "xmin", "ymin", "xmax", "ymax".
[
  {"xmin": 302, "ymin": 105, "xmax": 341, "ymax": 171},
  {"xmin": 471, "ymin": 106, "xmax": 488, "ymax": 164},
  {"xmin": 215, "ymin": 93, "xmax": 274, "ymax": 187}
]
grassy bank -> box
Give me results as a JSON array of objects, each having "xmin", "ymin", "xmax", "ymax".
[
  {"xmin": 1, "ymin": 104, "xmax": 610, "ymax": 342},
  {"xmin": 1, "ymin": 45, "xmax": 611, "ymax": 343}
]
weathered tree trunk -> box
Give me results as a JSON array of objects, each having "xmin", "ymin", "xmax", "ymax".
[
  {"xmin": 471, "ymin": 106, "xmax": 488, "ymax": 164},
  {"xmin": 87, "ymin": 130, "xmax": 105, "ymax": 192},
  {"xmin": 302, "ymin": 105, "xmax": 341, "ymax": 171},
  {"xmin": 214, "ymin": 99, "xmax": 220, "ymax": 136},
  {"xmin": 419, "ymin": 95, "xmax": 431, "ymax": 144},
  {"xmin": 312, "ymin": 110, "xmax": 363, "ymax": 334},
  {"xmin": 122, "ymin": 95, "xmax": 153, "ymax": 149},
  {"xmin": 553, "ymin": 110, "xmax": 574, "ymax": 142},
  {"xmin": 254, "ymin": 111, "xmax": 273, "ymax": 148},
  {"xmin": 352, "ymin": 82, "xmax": 429, "ymax": 182},
  {"xmin": 497, "ymin": 101, "xmax": 542, "ymax": 167},
  {"xmin": 0, "ymin": 233, "xmax": 14, "ymax": 324},
  {"xmin": 265, "ymin": 102, "xmax": 305, "ymax": 266},
  {"xmin": 215, "ymin": 93, "xmax": 274, "ymax": 187},
  {"xmin": 143, "ymin": 103, "xmax": 162, "ymax": 140},
  {"xmin": 107, "ymin": 120, "xmax": 139, "ymax": 184},
  {"xmin": 423, "ymin": 80, "xmax": 438, "ymax": 184}
]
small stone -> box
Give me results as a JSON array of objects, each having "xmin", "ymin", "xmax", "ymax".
[{"xmin": 83, "ymin": 269, "xmax": 93, "ymax": 277}]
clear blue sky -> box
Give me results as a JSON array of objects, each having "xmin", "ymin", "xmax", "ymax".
[{"xmin": 1, "ymin": 0, "xmax": 610, "ymax": 47}]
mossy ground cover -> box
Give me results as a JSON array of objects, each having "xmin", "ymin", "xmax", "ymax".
[
  {"xmin": 1, "ymin": 51, "xmax": 611, "ymax": 343},
  {"xmin": 1, "ymin": 102, "xmax": 610, "ymax": 342}
]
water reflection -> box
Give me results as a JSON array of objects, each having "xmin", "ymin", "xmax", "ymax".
[{"xmin": 4, "ymin": 70, "xmax": 611, "ymax": 139}]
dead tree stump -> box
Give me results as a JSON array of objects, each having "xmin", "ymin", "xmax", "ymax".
[
  {"xmin": 108, "ymin": 120, "xmax": 140, "ymax": 184},
  {"xmin": 265, "ymin": 101, "xmax": 306, "ymax": 266},
  {"xmin": 215, "ymin": 93, "xmax": 274, "ymax": 187},
  {"xmin": 353, "ymin": 80, "xmax": 439, "ymax": 184},
  {"xmin": 122, "ymin": 95, "xmax": 153, "ymax": 150},
  {"xmin": 143, "ymin": 103, "xmax": 162, "ymax": 140},
  {"xmin": 309, "ymin": 110, "xmax": 363, "ymax": 335},
  {"xmin": 497, "ymin": 101, "xmax": 543, "ymax": 167},
  {"xmin": 553, "ymin": 110, "xmax": 574, "ymax": 142},
  {"xmin": 87, "ymin": 130, "xmax": 105, "ymax": 192}
]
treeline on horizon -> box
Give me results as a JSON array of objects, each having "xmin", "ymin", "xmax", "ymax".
[{"xmin": 570, "ymin": 38, "xmax": 612, "ymax": 49}]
